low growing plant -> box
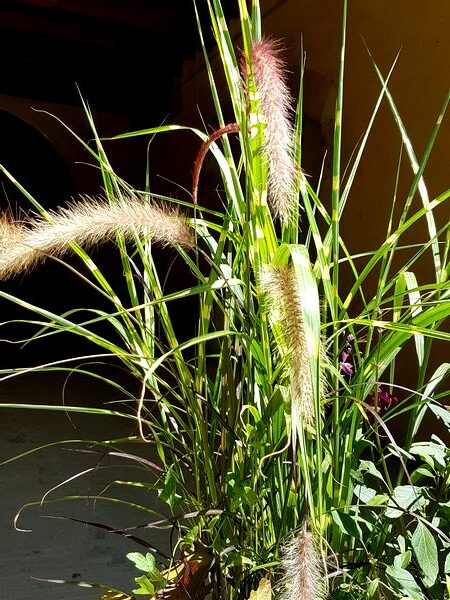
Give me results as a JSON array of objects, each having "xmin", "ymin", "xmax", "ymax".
[{"xmin": 1, "ymin": 1, "xmax": 449, "ymax": 599}]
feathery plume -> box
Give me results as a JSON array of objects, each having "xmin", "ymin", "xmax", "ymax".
[
  {"xmin": 261, "ymin": 265, "xmax": 313, "ymax": 427},
  {"xmin": 0, "ymin": 215, "xmax": 23, "ymax": 251},
  {"xmin": 280, "ymin": 526, "xmax": 325, "ymax": 600},
  {"xmin": 249, "ymin": 38, "xmax": 297, "ymax": 225},
  {"xmin": 0, "ymin": 196, "xmax": 193, "ymax": 280}
]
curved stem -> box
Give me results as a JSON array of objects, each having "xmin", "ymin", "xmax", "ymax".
[{"xmin": 192, "ymin": 123, "xmax": 239, "ymax": 203}]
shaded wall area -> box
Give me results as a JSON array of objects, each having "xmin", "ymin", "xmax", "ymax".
[{"xmin": 0, "ymin": 99, "xmax": 160, "ymax": 599}]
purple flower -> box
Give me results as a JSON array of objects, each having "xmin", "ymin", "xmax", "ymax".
[
  {"xmin": 368, "ymin": 387, "xmax": 399, "ymax": 413},
  {"xmin": 339, "ymin": 351, "xmax": 354, "ymax": 377}
]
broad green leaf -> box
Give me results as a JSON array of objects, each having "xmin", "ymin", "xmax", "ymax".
[
  {"xmin": 367, "ymin": 494, "xmax": 389, "ymax": 506},
  {"xmin": 410, "ymin": 441, "xmax": 446, "ymax": 470},
  {"xmin": 158, "ymin": 465, "xmax": 179, "ymax": 508},
  {"xmin": 385, "ymin": 485, "xmax": 426, "ymax": 519},
  {"xmin": 356, "ymin": 460, "xmax": 385, "ymax": 482},
  {"xmin": 411, "ymin": 522, "xmax": 439, "ymax": 587},
  {"xmin": 385, "ymin": 564, "xmax": 425, "ymax": 599},
  {"xmin": 132, "ymin": 575, "xmax": 155, "ymax": 595},
  {"xmin": 394, "ymin": 551, "xmax": 412, "ymax": 569},
  {"xmin": 445, "ymin": 552, "xmax": 450, "ymax": 574},
  {"xmin": 354, "ymin": 484, "xmax": 376, "ymax": 503},
  {"xmin": 126, "ymin": 552, "xmax": 156, "ymax": 573},
  {"xmin": 411, "ymin": 466, "xmax": 434, "ymax": 481},
  {"xmin": 331, "ymin": 509, "xmax": 362, "ymax": 540}
]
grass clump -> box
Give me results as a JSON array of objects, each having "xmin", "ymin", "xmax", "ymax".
[{"xmin": 0, "ymin": 1, "xmax": 449, "ymax": 599}]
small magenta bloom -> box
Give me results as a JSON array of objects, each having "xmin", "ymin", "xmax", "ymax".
[
  {"xmin": 368, "ymin": 387, "xmax": 399, "ymax": 413},
  {"xmin": 339, "ymin": 351, "xmax": 354, "ymax": 377}
]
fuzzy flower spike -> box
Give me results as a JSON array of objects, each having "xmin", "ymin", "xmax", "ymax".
[
  {"xmin": 261, "ymin": 265, "xmax": 314, "ymax": 430},
  {"xmin": 0, "ymin": 195, "xmax": 193, "ymax": 280},
  {"xmin": 281, "ymin": 525, "xmax": 325, "ymax": 600},
  {"xmin": 249, "ymin": 38, "xmax": 297, "ymax": 225}
]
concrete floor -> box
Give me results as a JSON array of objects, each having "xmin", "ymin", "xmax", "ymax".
[{"xmin": 0, "ymin": 372, "xmax": 170, "ymax": 600}]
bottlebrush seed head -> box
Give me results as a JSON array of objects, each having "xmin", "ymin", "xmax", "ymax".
[
  {"xmin": 261, "ymin": 265, "xmax": 314, "ymax": 427},
  {"xmin": 249, "ymin": 38, "xmax": 298, "ymax": 225},
  {"xmin": 281, "ymin": 526, "xmax": 325, "ymax": 600},
  {"xmin": 0, "ymin": 196, "xmax": 193, "ymax": 280}
]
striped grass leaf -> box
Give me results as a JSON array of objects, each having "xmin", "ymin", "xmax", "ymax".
[
  {"xmin": 369, "ymin": 55, "xmax": 449, "ymax": 283},
  {"xmin": 393, "ymin": 271, "xmax": 424, "ymax": 368},
  {"xmin": 375, "ymin": 89, "xmax": 450, "ymax": 311},
  {"xmin": 0, "ymin": 290, "xmax": 127, "ymax": 356},
  {"xmin": 406, "ymin": 362, "xmax": 450, "ymax": 443},
  {"xmin": 267, "ymin": 243, "xmax": 324, "ymax": 525},
  {"xmin": 207, "ymin": 0, "xmax": 243, "ymax": 119},
  {"xmin": 338, "ymin": 54, "xmax": 399, "ymax": 218},
  {"xmin": 251, "ymin": 0, "xmax": 262, "ymax": 41},
  {"xmin": 330, "ymin": 0, "xmax": 347, "ymax": 321},
  {"xmin": 329, "ymin": 0, "xmax": 348, "ymax": 492},
  {"xmin": 237, "ymin": 0, "xmax": 254, "ymax": 55},
  {"xmin": 341, "ymin": 189, "xmax": 450, "ymax": 313},
  {"xmin": 355, "ymin": 297, "xmax": 450, "ymax": 398},
  {"xmin": 31, "ymin": 578, "xmax": 135, "ymax": 599},
  {"xmin": 193, "ymin": 2, "xmax": 245, "ymax": 220}
]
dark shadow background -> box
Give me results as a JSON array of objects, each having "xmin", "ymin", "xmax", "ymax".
[{"xmin": 0, "ymin": 1, "xmax": 244, "ymax": 368}]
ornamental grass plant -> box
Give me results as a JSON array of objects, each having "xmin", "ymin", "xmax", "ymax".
[{"xmin": 1, "ymin": 1, "xmax": 449, "ymax": 599}]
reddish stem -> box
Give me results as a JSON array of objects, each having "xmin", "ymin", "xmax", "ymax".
[{"xmin": 192, "ymin": 123, "xmax": 239, "ymax": 204}]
